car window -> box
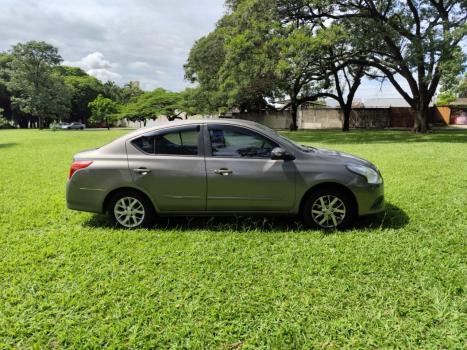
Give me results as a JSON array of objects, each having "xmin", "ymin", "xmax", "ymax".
[
  {"xmin": 209, "ymin": 126, "xmax": 276, "ymax": 158},
  {"xmin": 155, "ymin": 129, "xmax": 199, "ymax": 155},
  {"xmin": 132, "ymin": 127, "xmax": 199, "ymax": 155},
  {"xmin": 132, "ymin": 135, "xmax": 155, "ymax": 154}
]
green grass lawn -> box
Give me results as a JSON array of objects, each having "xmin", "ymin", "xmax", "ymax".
[{"xmin": 0, "ymin": 129, "xmax": 466, "ymax": 349}]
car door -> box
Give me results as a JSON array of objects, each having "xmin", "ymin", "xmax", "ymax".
[
  {"xmin": 126, "ymin": 125, "xmax": 206, "ymax": 212},
  {"xmin": 205, "ymin": 124, "xmax": 296, "ymax": 212}
]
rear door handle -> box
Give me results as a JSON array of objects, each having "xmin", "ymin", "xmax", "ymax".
[
  {"xmin": 214, "ymin": 168, "xmax": 233, "ymax": 176},
  {"xmin": 133, "ymin": 167, "xmax": 151, "ymax": 175}
]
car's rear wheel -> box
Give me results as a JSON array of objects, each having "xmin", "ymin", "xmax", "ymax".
[
  {"xmin": 108, "ymin": 190, "xmax": 155, "ymax": 229},
  {"xmin": 302, "ymin": 188, "xmax": 355, "ymax": 230}
]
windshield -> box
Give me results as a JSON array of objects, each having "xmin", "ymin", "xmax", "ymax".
[{"xmin": 253, "ymin": 123, "xmax": 315, "ymax": 152}]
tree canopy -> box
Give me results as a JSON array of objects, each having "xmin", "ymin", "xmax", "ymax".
[
  {"xmin": 118, "ymin": 88, "xmax": 182, "ymax": 122},
  {"xmin": 186, "ymin": 0, "xmax": 466, "ymax": 132},
  {"xmin": 283, "ymin": 0, "xmax": 467, "ymax": 131},
  {"xmin": 88, "ymin": 94, "xmax": 118, "ymax": 129},
  {"xmin": 5, "ymin": 41, "xmax": 71, "ymax": 128},
  {"xmin": 63, "ymin": 70, "xmax": 104, "ymax": 123}
]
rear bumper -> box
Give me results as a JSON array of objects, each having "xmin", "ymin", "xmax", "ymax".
[{"xmin": 66, "ymin": 181, "xmax": 106, "ymax": 214}]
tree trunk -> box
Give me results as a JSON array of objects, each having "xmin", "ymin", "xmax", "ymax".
[
  {"xmin": 38, "ymin": 116, "xmax": 43, "ymax": 130},
  {"xmin": 290, "ymin": 104, "xmax": 298, "ymax": 131},
  {"xmin": 342, "ymin": 107, "xmax": 351, "ymax": 132},
  {"xmin": 106, "ymin": 117, "xmax": 110, "ymax": 130},
  {"xmin": 413, "ymin": 104, "xmax": 428, "ymax": 133}
]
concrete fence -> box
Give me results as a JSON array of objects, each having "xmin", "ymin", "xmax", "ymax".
[
  {"xmin": 121, "ymin": 106, "xmax": 454, "ymax": 130},
  {"xmin": 232, "ymin": 107, "xmax": 390, "ymax": 130},
  {"xmin": 232, "ymin": 106, "xmax": 451, "ymax": 130}
]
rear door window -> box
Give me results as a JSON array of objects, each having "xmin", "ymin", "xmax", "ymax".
[{"xmin": 131, "ymin": 126, "xmax": 200, "ymax": 156}]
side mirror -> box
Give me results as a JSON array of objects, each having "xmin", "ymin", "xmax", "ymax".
[{"xmin": 271, "ymin": 147, "xmax": 295, "ymax": 161}]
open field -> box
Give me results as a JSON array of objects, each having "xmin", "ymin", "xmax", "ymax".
[{"xmin": 0, "ymin": 129, "xmax": 466, "ymax": 349}]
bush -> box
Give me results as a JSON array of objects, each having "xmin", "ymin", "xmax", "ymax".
[
  {"xmin": 0, "ymin": 116, "xmax": 13, "ymax": 129},
  {"xmin": 49, "ymin": 121, "xmax": 59, "ymax": 131}
]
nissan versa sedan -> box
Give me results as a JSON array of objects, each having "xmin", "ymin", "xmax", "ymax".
[{"xmin": 66, "ymin": 119, "xmax": 384, "ymax": 229}]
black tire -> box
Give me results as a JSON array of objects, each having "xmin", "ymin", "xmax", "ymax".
[
  {"xmin": 107, "ymin": 190, "xmax": 155, "ymax": 229},
  {"xmin": 302, "ymin": 187, "xmax": 356, "ymax": 230}
]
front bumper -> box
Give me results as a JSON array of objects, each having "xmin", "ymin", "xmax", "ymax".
[{"xmin": 352, "ymin": 182, "xmax": 385, "ymax": 216}]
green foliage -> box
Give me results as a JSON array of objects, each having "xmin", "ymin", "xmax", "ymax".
[
  {"xmin": 55, "ymin": 65, "xmax": 88, "ymax": 77},
  {"xmin": 436, "ymin": 91, "xmax": 457, "ymax": 106},
  {"xmin": 119, "ymin": 81, "xmax": 144, "ymax": 104},
  {"xmin": 185, "ymin": 0, "xmax": 367, "ymax": 130},
  {"xmin": 0, "ymin": 129, "xmax": 466, "ymax": 348},
  {"xmin": 6, "ymin": 41, "xmax": 71, "ymax": 126},
  {"xmin": 101, "ymin": 80, "xmax": 123, "ymax": 102},
  {"xmin": 100, "ymin": 80, "xmax": 144, "ymax": 105},
  {"xmin": 0, "ymin": 107, "xmax": 6, "ymax": 127},
  {"xmin": 63, "ymin": 71, "xmax": 104, "ymax": 122},
  {"xmin": 88, "ymin": 94, "xmax": 118, "ymax": 126},
  {"xmin": 185, "ymin": 20, "xmax": 233, "ymax": 114},
  {"xmin": 0, "ymin": 116, "xmax": 10, "ymax": 128},
  {"xmin": 178, "ymin": 87, "xmax": 211, "ymax": 116},
  {"xmin": 288, "ymin": 0, "xmax": 467, "ymax": 131},
  {"xmin": 118, "ymin": 88, "xmax": 182, "ymax": 122},
  {"xmin": 459, "ymin": 73, "xmax": 467, "ymax": 98},
  {"xmin": 0, "ymin": 53, "xmax": 12, "ymax": 120},
  {"xmin": 438, "ymin": 71, "xmax": 467, "ymax": 105}
]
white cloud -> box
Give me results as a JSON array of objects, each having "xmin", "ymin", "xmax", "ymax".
[
  {"xmin": 77, "ymin": 52, "xmax": 113, "ymax": 70},
  {"xmin": 64, "ymin": 52, "xmax": 121, "ymax": 82},
  {"xmin": 87, "ymin": 68, "xmax": 121, "ymax": 82},
  {"xmin": 129, "ymin": 61, "xmax": 151, "ymax": 70}
]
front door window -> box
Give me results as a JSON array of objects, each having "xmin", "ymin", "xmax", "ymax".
[{"xmin": 209, "ymin": 127, "xmax": 276, "ymax": 158}]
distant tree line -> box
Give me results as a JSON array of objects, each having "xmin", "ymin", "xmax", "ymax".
[
  {"xmin": 0, "ymin": 41, "xmax": 203, "ymax": 129},
  {"xmin": 185, "ymin": 0, "xmax": 466, "ymax": 132}
]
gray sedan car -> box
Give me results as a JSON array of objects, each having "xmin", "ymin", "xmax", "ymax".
[{"xmin": 67, "ymin": 119, "xmax": 384, "ymax": 229}]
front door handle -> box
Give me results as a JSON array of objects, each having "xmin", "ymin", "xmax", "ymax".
[
  {"xmin": 214, "ymin": 168, "xmax": 233, "ymax": 176},
  {"xmin": 133, "ymin": 167, "xmax": 151, "ymax": 175}
]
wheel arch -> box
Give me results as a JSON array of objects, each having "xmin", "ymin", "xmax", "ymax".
[
  {"xmin": 298, "ymin": 182, "xmax": 358, "ymax": 216},
  {"xmin": 102, "ymin": 187, "xmax": 157, "ymax": 214}
]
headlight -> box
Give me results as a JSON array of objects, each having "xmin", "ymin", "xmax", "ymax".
[{"xmin": 346, "ymin": 164, "xmax": 382, "ymax": 184}]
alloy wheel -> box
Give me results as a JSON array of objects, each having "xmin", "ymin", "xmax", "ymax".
[
  {"xmin": 311, "ymin": 195, "xmax": 346, "ymax": 228},
  {"xmin": 114, "ymin": 197, "xmax": 145, "ymax": 228}
]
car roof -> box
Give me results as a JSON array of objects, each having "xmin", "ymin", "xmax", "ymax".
[{"xmin": 121, "ymin": 118, "xmax": 273, "ymax": 140}]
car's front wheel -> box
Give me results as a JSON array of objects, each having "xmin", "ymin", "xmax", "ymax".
[
  {"xmin": 108, "ymin": 190, "xmax": 155, "ymax": 229},
  {"xmin": 302, "ymin": 188, "xmax": 355, "ymax": 230}
]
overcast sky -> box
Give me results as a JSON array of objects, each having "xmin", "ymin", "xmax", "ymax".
[
  {"xmin": 0, "ymin": 0, "xmax": 226, "ymax": 91},
  {"xmin": 0, "ymin": 0, "xmax": 410, "ymax": 100}
]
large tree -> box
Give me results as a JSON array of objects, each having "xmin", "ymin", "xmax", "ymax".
[
  {"xmin": 118, "ymin": 88, "xmax": 185, "ymax": 124},
  {"xmin": 61, "ymin": 67, "xmax": 104, "ymax": 124},
  {"xmin": 102, "ymin": 81, "xmax": 124, "ymax": 102},
  {"xmin": 88, "ymin": 94, "xmax": 118, "ymax": 129},
  {"xmin": 288, "ymin": 0, "xmax": 467, "ymax": 132},
  {"xmin": 6, "ymin": 41, "xmax": 71, "ymax": 128},
  {"xmin": 0, "ymin": 53, "xmax": 12, "ymax": 122},
  {"xmin": 187, "ymin": 0, "xmax": 368, "ymax": 130},
  {"xmin": 119, "ymin": 81, "xmax": 144, "ymax": 104},
  {"xmin": 178, "ymin": 87, "xmax": 209, "ymax": 117},
  {"xmin": 185, "ymin": 16, "xmax": 237, "ymax": 114}
]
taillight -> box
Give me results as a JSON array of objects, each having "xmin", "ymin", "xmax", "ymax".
[{"xmin": 69, "ymin": 161, "xmax": 93, "ymax": 179}]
